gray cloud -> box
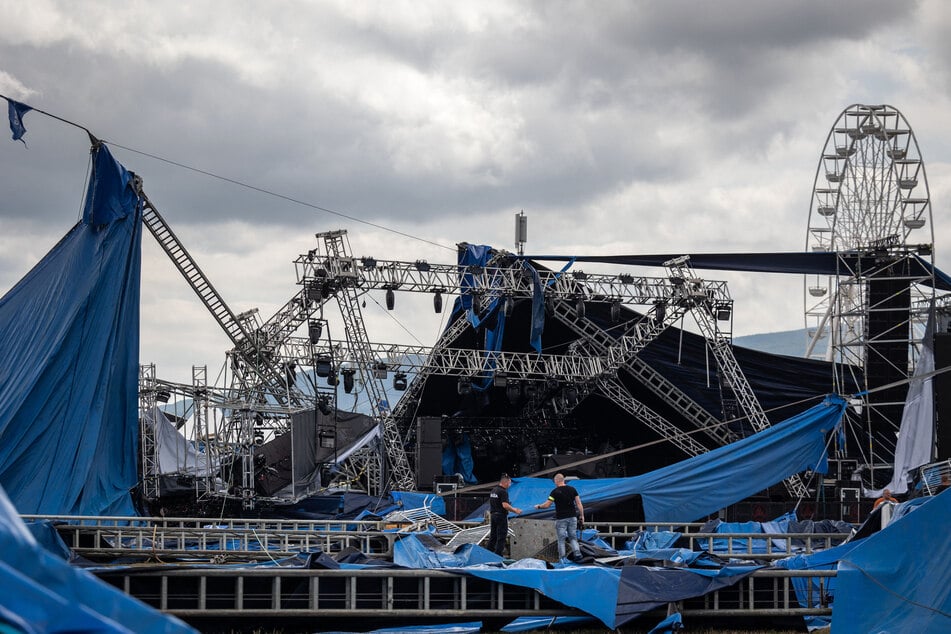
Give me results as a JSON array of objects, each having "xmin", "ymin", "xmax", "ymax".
[{"xmin": 1, "ymin": 0, "xmax": 949, "ymax": 382}]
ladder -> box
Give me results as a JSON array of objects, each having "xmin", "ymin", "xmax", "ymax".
[
  {"xmin": 663, "ymin": 256, "xmax": 809, "ymax": 499},
  {"xmin": 319, "ymin": 231, "xmax": 415, "ymax": 493}
]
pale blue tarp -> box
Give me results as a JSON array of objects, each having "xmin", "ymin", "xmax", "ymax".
[
  {"xmin": 0, "ymin": 483, "xmax": 194, "ymax": 633},
  {"xmin": 480, "ymin": 395, "xmax": 845, "ymax": 523},
  {"xmin": 833, "ymin": 490, "xmax": 951, "ymax": 633},
  {"xmin": 0, "ymin": 143, "xmax": 142, "ymax": 516},
  {"xmin": 774, "ymin": 538, "xmax": 866, "ymax": 631}
]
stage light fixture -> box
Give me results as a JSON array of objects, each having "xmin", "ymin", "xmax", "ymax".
[
  {"xmin": 503, "ymin": 296, "xmax": 513, "ymax": 317},
  {"xmin": 414, "ymin": 260, "xmax": 431, "ymax": 272},
  {"xmin": 457, "ymin": 376, "xmax": 472, "ymax": 395},
  {"xmin": 155, "ymin": 389, "xmax": 171, "ymax": 404},
  {"xmin": 361, "ymin": 257, "xmax": 377, "ymax": 269},
  {"xmin": 393, "ymin": 372, "xmax": 408, "ymax": 391},
  {"xmin": 716, "ymin": 305, "xmax": 732, "ymax": 321},
  {"xmin": 317, "ymin": 396, "xmax": 333, "ymax": 416},
  {"xmin": 575, "ymin": 297, "xmax": 585, "ymax": 319},
  {"xmin": 506, "ymin": 380, "xmax": 521, "ymax": 404},
  {"xmin": 342, "ymin": 368, "xmax": 356, "ymax": 394},
  {"xmin": 610, "ymin": 301, "xmax": 622, "ymax": 323},
  {"xmin": 385, "ymin": 288, "xmax": 395, "ymax": 310},
  {"xmin": 315, "ymin": 356, "xmax": 332, "ymax": 377},
  {"xmin": 433, "ymin": 290, "xmax": 443, "ymax": 313},
  {"xmin": 373, "ymin": 362, "xmax": 388, "ymax": 379},
  {"xmin": 308, "ymin": 319, "xmax": 323, "ymax": 344}
]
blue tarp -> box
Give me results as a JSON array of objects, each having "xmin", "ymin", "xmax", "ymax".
[
  {"xmin": 0, "ymin": 483, "xmax": 193, "ymax": 633},
  {"xmin": 833, "ymin": 490, "xmax": 951, "ymax": 633},
  {"xmin": 471, "ymin": 395, "xmax": 845, "ymax": 523},
  {"xmin": 397, "ymin": 531, "xmax": 758, "ymax": 629},
  {"xmin": 0, "ymin": 143, "xmax": 142, "ymax": 516}
]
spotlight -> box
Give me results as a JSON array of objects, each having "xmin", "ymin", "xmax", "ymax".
[
  {"xmin": 317, "ymin": 396, "xmax": 333, "ymax": 416},
  {"xmin": 326, "ymin": 372, "xmax": 339, "ymax": 387},
  {"xmin": 308, "ymin": 319, "xmax": 323, "ymax": 344},
  {"xmin": 573, "ymin": 270, "xmax": 587, "ymax": 280},
  {"xmin": 470, "ymin": 291, "xmax": 482, "ymax": 314},
  {"xmin": 155, "ymin": 389, "xmax": 171, "ymax": 404},
  {"xmin": 457, "ymin": 376, "xmax": 472, "ymax": 395},
  {"xmin": 619, "ymin": 274, "xmax": 634, "ymax": 284},
  {"xmin": 575, "ymin": 297, "xmax": 585, "ymax": 319},
  {"xmin": 342, "ymin": 368, "xmax": 355, "ymax": 394},
  {"xmin": 565, "ymin": 385, "xmax": 579, "ymax": 407},
  {"xmin": 315, "ymin": 356, "xmax": 332, "ymax": 378},
  {"xmin": 253, "ymin": 431, "xmax": 265, "ymax": 446},
  {"xmin": 385, "ymin": 288, "xmax": 395, "ymax": 310},
  {"xmin": 506, "ymin": 380, "xmax": 521, "ymax": 404},
  {"xmin": 284, "ymin": 362, "xmax": 297, "ymax": 383},
  {"xmin": 305, "ymin": 281, "xmax": 323, "ymax": 302},
  {"xmin": 433, "ymin": 290, "xmax": 443, "ymax": 313},
  {"xmin": 393, "ymin": 372, "xmax": 408, "ymax": 391},
  {"xmin": 503, "ymin": 296, "xmax": 513, "ymax": 317},
  {"xmin": 716, "ymin": 305, "xmax": 732, "ymax": 321},
  {"xmin": 493, "ymin": 373, "xmax": 508, "ymax": 388},
  {"xmin": 610, "ymin": 301, "xmax": 622, "ymax": 323},
  {"xmin": 373, "ymin": 362, "xmax": 388, "ymax": 379},
  {"xmin": 654, "ymin": 300, "xmax": 667, "ymax": 324},
  {"xmin": 361, "ymin": 257, "xmax": 377, "ymax": 269},
  {"xmin": 414, "ymin": 260, "xmax": 431, "ymax": 272}
]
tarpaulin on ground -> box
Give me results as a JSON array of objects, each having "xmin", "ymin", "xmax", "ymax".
[
  {"xmin": 0, "ymin": 483, "xmax": 193, "ymax": 633},
  {"xmin": 398, "ymin": 529, "xmax": 758, "ymax": 628},
  {"xmin": 0, "ymin": 143, "xmax": 142, "ymax": 516},
  {"xmin": 833, "ymin": 490, "xmax": 951, "ymax": 633},
  {"xmin": 473, "ymin": 395, "xmax": 845, "ymax": 523}
]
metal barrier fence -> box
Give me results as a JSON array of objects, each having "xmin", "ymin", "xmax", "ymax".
[
  {"xmin": 24, "ymin": 515, "xmax": 852, "ymax": 562},
  {"xmin": 95, "ymin": 566, "xmax": 835, "ymax": 623}
]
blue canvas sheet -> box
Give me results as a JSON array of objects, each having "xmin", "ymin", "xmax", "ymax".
[
  {"xmin": 0, "ymin": 143, "xmax": 142, "ymax": 516},
  {"xmin": 395, "ymin": 533, "xmax": 758, "ymax": 628},
  {"xmin": 832, "ymin": 490, "xmax": 951, "ymax": 633},
  {"xmin": 0, "ymin": 483, "xmax": 193, "ymax": 633},
  {"xmin": 470, "ymin": 395, "xmax": 845, "ymax": 523}
]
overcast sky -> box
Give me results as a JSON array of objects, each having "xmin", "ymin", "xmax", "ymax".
[{"xmin": 2, "ymin": 1, "xmax": 951, "ymax": 384}]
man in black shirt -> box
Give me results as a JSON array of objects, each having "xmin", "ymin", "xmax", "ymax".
[
  {"xmin": 487, "ymin": 473, "xmax": 522, "ymax": 556},
  {"xmin": 534, "ymin": 473, "xmax": 583, "ymax": 561}
]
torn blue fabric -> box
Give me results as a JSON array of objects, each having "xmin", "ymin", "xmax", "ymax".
[
  {"xmin": 0, "ymin": 143, "xmax": 142, "ymax": 516},
  {"xmin": 0, "ymin": 483, "xmax": 194, "ymax": 633},
  {"xmin": 487, "ymin": 395, "xmax": 845, "ymax": 523},
  {"xmin": 833, "ymin": 490, "xmax": 951, "ymax": 633}
]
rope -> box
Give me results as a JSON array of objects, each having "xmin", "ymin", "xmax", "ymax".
[{"xmin": 1, "ymin": 94, "xmax": 455, "ymax": 252}]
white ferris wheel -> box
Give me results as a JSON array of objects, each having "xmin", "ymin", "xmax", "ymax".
[{"xmin": 804, "ymin": 104, "xmax": 935, "ymax": 372}]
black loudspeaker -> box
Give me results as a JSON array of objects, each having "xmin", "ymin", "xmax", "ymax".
[
  {"xmin": 933, "ymin": 333, "xmax": 951, "ymax": 461},
  {"xmin": 864, "ymin": 270, "xmax": 911, "ymax": 464},
  {"xmin": 416, "ymin": 417, "xmax": 443, "ymax": 490}
]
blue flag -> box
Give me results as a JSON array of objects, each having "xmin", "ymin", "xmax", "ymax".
[{"xmin": 7, "ymin": 99, "xmax": 33, "ymax": 144}]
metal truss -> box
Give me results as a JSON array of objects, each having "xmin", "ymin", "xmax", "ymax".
[
  {"xmin": 597, "ymin": 377, "xmax": 712, "ymax": 458},
  {"xmin": 138, "ymin": 364, "xmax": 161, "ymax": 502},
  {"xmin": 296, "ymin": 252, "xmax": 731, "ymax": 307},
  {"xmin": 317, "ymin": 231, "xmax": 415, "ymax": 493},
  {"xmin": 664, "ymin": 257, "xmax": 809, "ymax": 498}
]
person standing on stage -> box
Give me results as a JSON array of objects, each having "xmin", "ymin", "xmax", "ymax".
[
  {"xmin": 487, "ymin": 473, "xmax": 522, "ymax": 556},
  {"xmin": 534, "ymin": 473, "xmax": 584, "ymax": 561}
]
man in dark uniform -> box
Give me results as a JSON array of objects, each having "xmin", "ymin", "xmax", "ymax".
[
  {"xmin": 534, "ymin": 473, "xmax": 584, "ymax": 561},
  {"xmin": 487, "ymin": 473, "xmax": 521, "ymax": 556}
]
